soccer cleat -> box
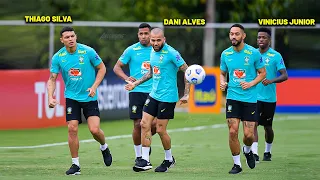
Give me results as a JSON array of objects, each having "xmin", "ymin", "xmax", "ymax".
[
  {"xmin": 263, "ymin": 152, "xmax": 272, "ymax": 161},
  {"xmin": 228, "ymin": 164, "xmax": 242, "ymax": 174},
  {"xmin": 135, "ymin": 156, "xmax": 142, "ymax": 163},
  {"xmin": 133, "ymin": 158, "xmax": 152, "ymax": 172},
  {"xmin": 101, "ymin": 148, "xmax": 113, "ymax": 166},
  {"xmin": 254, "ymin": 154, "xmax": 260, "ymax": 163},
  {"xmin": 243, "ymin": 147, "xmax": 256, "ymax": 169},
  {"xmin": 66, "ymin": 164, "xmax": 81, "ymax": 175},
  {"xmin": 155, "ymin": 157, "xmax": 176, "ymax": 172}
]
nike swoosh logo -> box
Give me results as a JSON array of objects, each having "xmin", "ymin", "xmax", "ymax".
[
  {"xmin": 161, "ymin": 109, "xmax": 166, "ymax": 112},
  {"xmin": 251, "ymin": 111, "xmax": 255, "ymax": 114}
]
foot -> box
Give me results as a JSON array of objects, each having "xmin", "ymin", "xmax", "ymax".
[
  {"xmin": 228, "ymin": 164, "xmax": 242, "ymax": 174},
  {"xmin": 155, "ymin": 157, "xmax": 176, "ymax": 172},
  {"xmin": 135, "ymin": 156, "xmax": 142, "ymax": 163},
  {"xmin": 263, "ymin": 152, "xmax": 272, "ymax": 161},
  {"xmin": 101, "ymin": 148, "xmax": 112, "ymax": 166},
  {"xmin": 133, "ymin": 158, "xmax": 152, "ymax": 172},
  {"xmin": 66, "ymin": 164, "xmax": 81, "ymax": 175},
  {"xmin": 254, "ymin": 154, "xmax": 260, "ymax": 163},
  {"xmin": 243, "ymin": 147, "xmax": 256, "ymax": 169}
]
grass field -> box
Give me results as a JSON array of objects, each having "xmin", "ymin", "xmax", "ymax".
[{"xmin": 0, "ymin": 113, "xmax": 319, "ymax": 180}]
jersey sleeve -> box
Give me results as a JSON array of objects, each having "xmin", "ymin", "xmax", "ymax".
[
  {"xmin": 89, "ymin": 48, "xmax": 103, "ymax": 67},
  {"xmin": 170, "ymin": 50, "xmax": 185, "ymax": 68},
  {"xmin": 119, "ymin": 47, "xmax": 131, "ymax": 65},
  {"xmin": 254, "ymin": 51, "xmax": 265, "ymax": 70},
  {"xmin": 276, "ymin": 53, "xmax": 286, "ymax": 71},
  {"xmin": 219, "ymin": 53, "xmax": 227, "ymax": 72},
  {"xmin": 50, "ymin": 55, "xmax": 60, "ymax": 74}
]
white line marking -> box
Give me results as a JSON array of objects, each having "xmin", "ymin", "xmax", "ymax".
[{"xmin": 0, "ymin": 115, "xmax": 317, "ymax": 149}]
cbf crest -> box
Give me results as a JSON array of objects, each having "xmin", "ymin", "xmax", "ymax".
[
  {"xmin": 79, "ymin": 56, "xmax": 84, "ymax": 64},
  {"xmin": 265, "ymin": 57, "xmax": 270, "ymax": 65},
  {"xmin": 159, "ymin": 54, "xmax": 164, "ymax": 63},
  {"xmin": 145, "ymin": 99, "xmax": 150, "ymax": 106},
  {"xmin": 132, "ymin": 105, "xmax": 137, "ymax": 114},
  {"xmin": 227, "ymin": 105, "xmax": 232, "ymax": 112},
  {"xmin": 67, "ymin": 107, "xmax": 72, "ymax": 114},
  {"xmin": 244, "ymin": 56, "xmax": 250, "ymax": 65}
]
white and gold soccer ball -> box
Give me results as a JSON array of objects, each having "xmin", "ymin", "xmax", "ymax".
[{"xmin": 185, "ymin": 64, "xmax": 206, "ymax": 85}]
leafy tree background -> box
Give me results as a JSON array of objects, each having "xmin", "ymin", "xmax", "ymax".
[{"xmin": 0, "ymin": 0, "xmax": 319, "ymax": 69}]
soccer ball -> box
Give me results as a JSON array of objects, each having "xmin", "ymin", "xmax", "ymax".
[{"xmin": 185, "ymin": 64, "xmax": 206, "ymax": 85}]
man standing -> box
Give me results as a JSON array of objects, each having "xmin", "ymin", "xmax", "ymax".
[
  {"xmin": 220, "ymin": 24, "xmax": 266, "ymax": 174},
  {"xmin": 113, "ymin": 23, "xmax": 156, "ymax": 165},
  {"xmin": 251, "ymin": 28, "xmax": 288, "ymax": 162},
  {"xmin": 125, "ymin": 28, "xmax": 190, "ymax": 173},
  {"xmin": 48, "ymin": 26, "xmax": 112, "ymax": 175}
]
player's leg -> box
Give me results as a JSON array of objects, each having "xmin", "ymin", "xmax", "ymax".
[
  {"xmin": 226, "ymin": 99, "xmax": 242, "ymax": 174},
  {"xmin": 65, "ymin": 98, "xmax": 82, "ymax": 175},
  {"xmin": 252, "ymin": 101, "xmax": 263, "ymax": 162},
  {"xmin": 133, "ymin": 96, "xmax": 157, "ymax": 171},
  {"xmin": 82, "ymin": 100, "xmax": 112, "ymax": 166},
  {"xmin": 242, "ymin": 102, "xmax": 258, "ymax": 169},
  {"xmin": 154, "ymin": 101, "xmax": 176, "ymax": 173},
  {"xmin": 262, "ymin": 102, "xmax": 276, "ymax": 161}
]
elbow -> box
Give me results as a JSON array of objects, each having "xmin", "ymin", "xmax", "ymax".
[
  {"xmin": 284, "ymin": 74, "xmax": 288, "ymax": 81},
  {"xmin": 261, "ymin": 71, "xmax": 267, "ymax": 79}
]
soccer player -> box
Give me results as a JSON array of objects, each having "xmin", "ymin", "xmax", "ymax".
[
  {"xmin": 251, "ymin": 28, "xmax": 288, "ymax": 162},
  {"xmin": 47, "ymin": 26, "xmax": 112, "ymax": 175},
  {"xmin": 125, "ymin": 27, "xmax": 190, "ymax": 172},
  {"xmin": 220, "ymin": 24, "xmax": 266, "ymax": 174},
  {"xmin": 113, "ymin": 23, "xmax": 157, "ymax": 164}
]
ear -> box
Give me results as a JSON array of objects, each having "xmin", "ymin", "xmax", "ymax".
[
  {"xmin": 164, "ymin": 37, "xmax": 166, "ymax": 43},
  {"xmin": 60, "ymin": 37, "xmax": 63, "ymax": 44},
  {"xmin": 243, "ymin": 33, "xmax": 246, "ymax": 40}
]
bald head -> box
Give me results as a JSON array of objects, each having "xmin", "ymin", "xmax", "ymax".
[
  {"xmin": 150, "ymin": 28, "xmax": 165, "ymax": 52},
  {"xmin": 151, "ymin": 28, "xmax": 164, "ymax": 37}
]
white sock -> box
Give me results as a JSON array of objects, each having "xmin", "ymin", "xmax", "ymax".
[
  {"xmin": 134, "ymin": 144, "xmax": 142, "ymax": 158},
  {"xmin": 243, "ymin": 145, "xmax": 251, "ymax": 154},
  {"xmin": 265, "ymin": 142, "xmax": 272, "ymax": 153},
  {"xmin": 232, "ymin": 155, "xmax": 241, "ymax": 167},
  {"xmin": 251, "ymin": 142, "xmax": 258, "ymax": 155},
  {"xmin": 72, "ymin": 157, "xmax": 80, "ymax": 167},
  {"xmin": 165, "ymin": 149, "xmax": 173, "ymax": 162},
  {"xmin": 100, "ymin": 143, "xmax": 108, "ymax": 151},
  {"xmin": 142, "ymin": 147, "xmax": 150, "ymax": 162}
]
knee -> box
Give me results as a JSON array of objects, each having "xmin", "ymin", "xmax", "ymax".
[
  {"xmin": 140, "ymin": 119, "xmax": 150, "ymax": 130},
  {"xmin": 244, "ymin": 131, "xmax": 254, "ymax": 141},
  {"xmin": 89, "ymin": 127, "xmax": 100, "ymax": 136},
  {"xmin": 156, "ymin": 124, "xmax": 166, "ymax": 136},
  {"xmin": 68, "ymin": 124, "xmax": 78, "ymax": 135},
  {"xmin": 229, "ymin": 128, "xmax": 238, "ymax": 139}
]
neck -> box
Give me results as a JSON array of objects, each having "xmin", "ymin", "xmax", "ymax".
[
  {"xmin": 66, "ymin": 44, "xmax": 77, "ymax": 53},
  {"xmin": 233, "ymin": 42, "xmax": 245, "ymax": 52},
  {"xmin": 259, "ymin": 46, "xmax": 270, "ymax": 54},
  {"xmin": 141, "ymin": 42, "xmax": 151, "ymax": 47}
]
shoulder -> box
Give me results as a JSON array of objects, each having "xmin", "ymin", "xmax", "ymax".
[
  {"xmin": 77, "ymin": 43, "xmax": 95, "ymax": 53},
  {"xmin": 244, "ymin": 44, "xmax": 260, "ymax": 56},
  {"xmin": 165, "ymin": 44, "xmax": 180, "ymax": 55},
  {"xmin": 52, "ymin": 47, "xmax": 67, "ymax": 60},
  {"xmin": 270, "ymin": 48, "xmax": 282, "ymax": 58},
  {"xmin": 221, "ymin": 46, "xmax": 233, "ymax": 57}
]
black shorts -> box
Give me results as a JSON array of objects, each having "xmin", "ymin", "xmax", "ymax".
[
  {"xmin": 129, "ymin": 92, "xmax": 149, "ymax": 120},
  {"xmin": 66, "ymin": 98, "xmax": 100, "ymax": 124},
  {"xmin": 256, "ymin": 101, "xmax": 276, "ymax": 126},
  {"xmin": 226, "ymin": 99, "xmax": 257, "ymax": 122},
  {"xmin": 143, "ymin": 96, "xmax": 176, "ymax": 120}
]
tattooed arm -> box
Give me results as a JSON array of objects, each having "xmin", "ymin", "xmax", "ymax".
[
  {"xmin": 47, "ymin": 73, "xmax": 59, "ymax": 108},
  {"xmin": 125, "ymin": 66, "xmax": 153, "ymax": 91},
  {"xmin": 179, "ymin": 63, "xmax": 190, "ymax": 104}
]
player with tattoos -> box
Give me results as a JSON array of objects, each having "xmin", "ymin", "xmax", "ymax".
[
  {"xmin": 125, "ymin": 28, "xmax": 190, "ymax": 173},
  {"xmin": 220, "ymin": 24, "xmax": 266, "ymax": 174},
  {"xmin": 47, "ymin": 26, "xmax": 112, "ymax": 175}
]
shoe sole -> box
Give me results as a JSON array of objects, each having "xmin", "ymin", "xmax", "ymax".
[
  {"xmin": 229, "ymin": 170, "xmax": 242, "ymax": 174},
  {"xmin": 66, "ymin": 172, "xmax": 81, "ymax": 175},
  {"xmin": 155, "ymin": 160, "xmax": 176, "ymax": 173},
  {"xmin": 133, "ymin": 165, "xmax": 152, "ymax": 172}
]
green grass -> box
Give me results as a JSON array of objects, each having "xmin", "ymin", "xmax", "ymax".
[{"xmin": 0, "ymin": 113, "xmax": 319, "ymax": 180}]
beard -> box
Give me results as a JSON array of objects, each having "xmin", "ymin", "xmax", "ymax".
[
  {"xmin": 152, "ymin": 43, "xmax": 164, "ymax": 52},
  {"xmin": 231, "ymin": 39, "xmax": 242, "ymax": 47}
]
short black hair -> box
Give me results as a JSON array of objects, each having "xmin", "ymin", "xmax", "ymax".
[
  {"xmin": 258, "ymin": 27, "xmax": 271, "ymax": 37},
  {"xmin": 139, "ymin": 23, "xmax": 151, "ymax": 30},
  {"xmin": 60, "ymin": 26, "xmax": 74, "ymax": 36},
  {"xmin": 230, "ymin": 23, "xmax": 245, "ymax": 31}
]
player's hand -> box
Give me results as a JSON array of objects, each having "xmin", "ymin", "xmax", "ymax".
[
  {"xmin": 49, "ymin": 98, "xmax": 59, "ymax": 108},
  {"xmin": 179, "ymin": 94, "xmax": 189, "ymax": 105},
  {"xmin": 125, "ymin": 76, "xmax": 136, "ymax": 83},
  {"xmin": 125, "ymin": 81, "xmax": 136, "ymax": 91},
  {"xmin": 220, "ymin": 81, "xmax": 228, "ymax": 91},
  {"xmin": 87, "ymin": 87, "xmax": 97, "ymax": 97},
  {"xmin": 262, "ymin": 79, "xmax": 273, "ymax": 86},
  {"xmin": 240, "ymin": 81, "xmax": 253, "ymax": 90}
]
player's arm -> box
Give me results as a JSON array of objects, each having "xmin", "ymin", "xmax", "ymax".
[
  {"xmin": 219, "ymin": 54, "xmax": 228, "ymax": 91},
  {"xmin": 250, "ymin": 67, "xmax": 266, "ymax": 86},
  {"xmin": 179, "ymin": 63, "xmax": 191, "ymax": 98},
  {"xmin": 92, "ymin": 62, "xmax": 107, "ymax": 89},
  {"xmin": 272, "ymin": 69, "xmax": 288, "ymax": 83},
  {"xmin": 265, "ymin": 56, "xmax": 288, "ymax": 85},
  {"xmin": 113, "ymin": 60, "xmax": 130, "ymax": 81},
  {"xmin": 133, "ymin": 66, "xmax": 153, "ymax": 86},
  {"xmin": 47, "ymin": 73, "xmax": 58, "ymax": 99}
]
